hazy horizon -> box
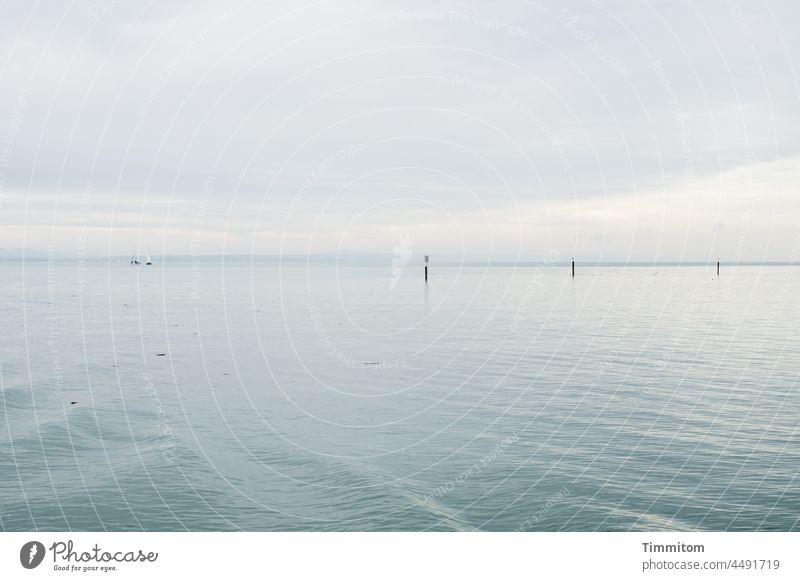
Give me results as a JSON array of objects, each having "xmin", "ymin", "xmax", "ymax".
[{"xmin": 2, "ymin": 248, "xmax": 799, "ymax": 267}]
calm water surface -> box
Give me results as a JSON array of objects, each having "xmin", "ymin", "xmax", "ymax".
[{"xmin": 1, "ymin": 260, "xmax": 798, "ymax": 531}]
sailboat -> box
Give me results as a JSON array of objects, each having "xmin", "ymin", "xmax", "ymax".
[
  {"xmin": 130, "ymin": 243, "xmax": 140, "ymax": 265},
  {"xmin": 145, "ymin": 246, "xmax": 153, "ymax": 266}
]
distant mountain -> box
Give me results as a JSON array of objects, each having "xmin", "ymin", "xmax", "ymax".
[{"xmin": 0, "ymin": 248, "xmax": 74, "ymax": 260}]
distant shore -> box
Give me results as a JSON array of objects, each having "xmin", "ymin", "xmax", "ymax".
[{"xmin": 2, "ymin": 254, "xmax": 799, "ymax": 268}]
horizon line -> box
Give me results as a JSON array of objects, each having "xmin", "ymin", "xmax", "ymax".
[{"xmin": 1, "ymin": 254, "xmax": 799, "ymax": 267}]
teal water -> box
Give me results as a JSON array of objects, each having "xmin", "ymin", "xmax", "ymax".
[{"xmin": 1, "ymin": 260, "xmax": 798, "ymax": 531}]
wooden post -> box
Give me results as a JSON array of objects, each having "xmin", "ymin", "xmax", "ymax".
[
  {"xmin": 717, "ymin": 259, "xmax": 720, "ymax": 276},
  {"xmin": 425, "ymin": 255, "xmax": 429, "ymax": 282},
  {"xmin": 572, "ymin": 258, "xmax": 575, "ymax": 277}
]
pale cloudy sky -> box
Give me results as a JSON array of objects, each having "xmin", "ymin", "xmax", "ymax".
[{"xmin": 0, "ymin": 0, "xmax": 798, "ymax": 261}]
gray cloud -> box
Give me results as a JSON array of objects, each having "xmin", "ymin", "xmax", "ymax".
[{"xmin": 1, "ymin": 0, "xmax": 798, "ymax": 260}]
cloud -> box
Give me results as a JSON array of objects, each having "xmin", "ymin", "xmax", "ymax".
[{"xmin": 1, "ymin": 0, "xmax": 798, "ymax": 259}]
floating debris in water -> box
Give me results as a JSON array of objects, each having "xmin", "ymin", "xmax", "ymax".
[
  {"xmin": 70, "ymin": 401, "xmax": 77, "ymax": 405},
  {"xmin": 155, "ymin": 353, "xmax": 166, "ymax": 357}
]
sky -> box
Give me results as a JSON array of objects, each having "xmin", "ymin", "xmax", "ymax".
[{"xmin": 0, "ymin": 0, "xmax": 798, "ymax": 262}]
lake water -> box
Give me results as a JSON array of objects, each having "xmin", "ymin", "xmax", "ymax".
[{"xmin": 1, "ymin": 259, "xmax": 798, "ymax": 531}]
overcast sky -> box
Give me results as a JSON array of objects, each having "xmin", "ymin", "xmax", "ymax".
[{"xmin": 1, "ymin": 0, "xmax": 798, "ymax": 261}]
